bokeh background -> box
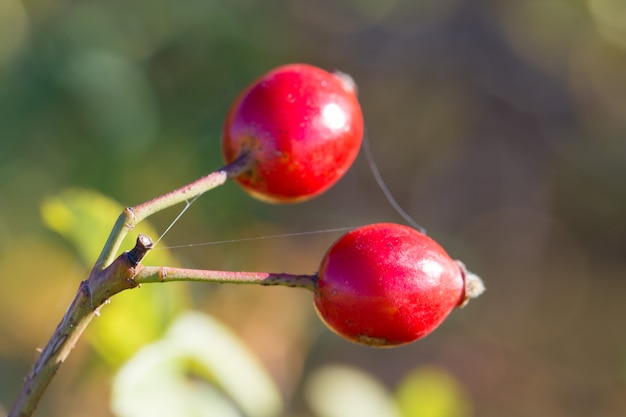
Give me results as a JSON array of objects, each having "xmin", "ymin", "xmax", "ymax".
[{"xmin": 1, "ymin": 0, "xmax": 625, "ymax": 416}]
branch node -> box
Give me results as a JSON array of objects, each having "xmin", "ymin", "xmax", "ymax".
[{"xmin": 124, "ymin": 207, "xmax": 136, "ymax": 230}]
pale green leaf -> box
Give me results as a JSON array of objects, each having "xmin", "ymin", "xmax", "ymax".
[
  {"xmin": 111, "ymin": 312, "xmax": 283, "ymax": 417},
  {"xmin": 304, "ymin": 364, "xmax": 401, "ymax": 417},
  {"xmin": 40, "ymin": 187, "xmax": 177, "ymax": 266}
]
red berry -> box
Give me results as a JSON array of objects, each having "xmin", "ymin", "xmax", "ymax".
[
  {"xmin": 222, "ymin": 63, "xmax": 364, "ymax": 203},
  {"xmin": 313, "ymin": 223, "xmax": 483, "ymax": 347}
]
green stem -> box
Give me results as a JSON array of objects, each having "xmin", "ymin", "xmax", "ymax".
[
  {"xmin": 92, "ymin": 153, "xmax": 252, "ymax": 272},
  {"xmin": 135, "ymin": 266, "xmax": 318, "ymax": 291}
]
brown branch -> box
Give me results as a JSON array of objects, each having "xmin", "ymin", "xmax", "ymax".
[
  {"xmin": 8, "ymin": 235, "xmax": 153, "ymax": 417},
  {"xmin": 8, "ymin": 232, "xmax": 317, "ymax": 417},
  {"xmin": 9, "ymin": 151, "xmax": 257, "ymax": 417}
]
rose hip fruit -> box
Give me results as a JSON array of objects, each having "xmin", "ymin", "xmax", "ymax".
[
  {"xmin": 222, "ymin": 63, "xmax": 364, "ymax": 203},
  {"xmin": 313, "ymin": 223, "xmax": 484, "ymax": 347}
]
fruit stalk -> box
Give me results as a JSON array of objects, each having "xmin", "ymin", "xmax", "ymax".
[
  {"xmin": 134, "ymin": 266, "xmax": 317, "ymax": 290},
  {"xmin": 92, "ymin": 153, "xmax": 252, "ymax": 272}
]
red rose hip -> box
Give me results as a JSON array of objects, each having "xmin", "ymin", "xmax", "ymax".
[
  {"xmin": 222, "ymin": 63, "xmax": 363, "ymax": 203},
  {"xmin": 313, "ymin": 223, "xmax": 484, "ymax": 347}
]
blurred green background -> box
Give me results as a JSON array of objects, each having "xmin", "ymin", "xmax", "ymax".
[{"xmin": 1, "ymin": 0, "xmax": 626, "ymax": 416}]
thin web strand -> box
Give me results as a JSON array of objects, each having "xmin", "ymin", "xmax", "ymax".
[
  {"xmin": 362, "ymin": 128, "xmax": 426, "ymax": 234},
  {"xmin": 153, "ymin": 194, "xmax": 202, "ymax": 247},
  {"xmin": 155, "ymin": 226, "xmax": 356, "ymax": 250},
  {"xmin": 150, "ymin": 126, "xmax": 424, "ymax": 251}
]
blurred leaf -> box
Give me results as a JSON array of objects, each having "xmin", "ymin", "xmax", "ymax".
[
  {"xmin": 88, "ymin": 284, "xmax": 186, "ymax": 366},
  {"xmin": 395, "ymin": 366, "xmax": 472, "ymax": 417},
  {"xmin": 588, "ymin": 0, "xmax": 626, "ymax": 51},
  {"xmin": 111, "ymin": 342, "xmax": 242, "ymax": 417},
  {"xmin": 111, "ymin": 311, "xmax": 283, "ymax": 417},
  {"xmin": 41, "ymin": 187, "xmax": 177, "ymax": 265},
  {"xmin": 40, "ymin": 187, "xmax": 187, "ymax": 365},
  {"xmin": 304, "ymin": 364, "xmax": 400, "ymax": 417}
]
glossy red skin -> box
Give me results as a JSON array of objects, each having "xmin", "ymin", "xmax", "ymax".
[
  {"xmin": 222, "ymin": 63, "xmax": 363, "ymax": 203},
  {"xmin": 314, "ymin": 223, "xmax": 465, "ymax": 347}
]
